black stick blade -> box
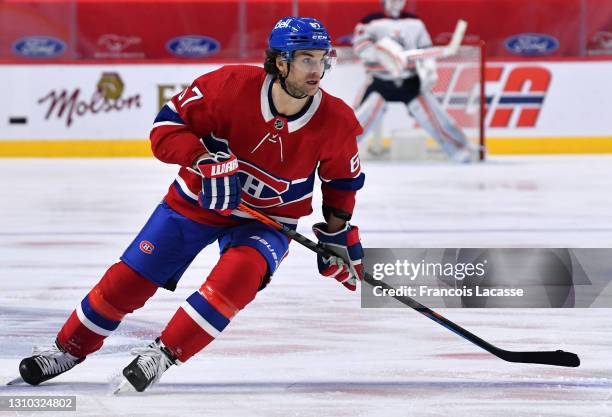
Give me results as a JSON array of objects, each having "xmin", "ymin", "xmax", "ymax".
[{"xmin": 500, "ymin": 349, "xmax": 580, "ymax": 367}]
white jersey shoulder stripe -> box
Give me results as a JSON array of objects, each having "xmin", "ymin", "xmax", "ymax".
[
  {"xmin": 152, "ymin": 121, "xmax": 184, "ymax": 129},
  {"xmin": 166, "ymin": 100, "xmax": 178, "ymax": 113},
  {"xmin": 287, "ymin": 90, "xmax": 322, "ymax": 133},
  {"xmin": 175, "ymin": 174, "xmax": 199, "ymax": 201},
  {"xmin": 260, "ymin": 75, "xmax": 275, "ymax": 122}
]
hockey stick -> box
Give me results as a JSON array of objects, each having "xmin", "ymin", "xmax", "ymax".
[
  {"xmin": 185, "ymin": 166, "xmax": 579, "ymax": 367},
  {"xmin": 236, "ymin": 203, "xmax": 580, "ymax": 368},
  {"xmin": 401, "ymin": 19, "xmax": 468, "ymax": 61}
]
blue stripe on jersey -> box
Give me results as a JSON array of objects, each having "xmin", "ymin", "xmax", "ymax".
[
  {"xmin": 154, "ymin": 105, "xmax": 186, "ymax": 125},
  {"xmin": 201, "ymin": 133, "xmax": 230, "ymax": 154},
  {"xmin": 81, "ymin": 296, "xmax": 121, "ymax": 332},
  {"xmin": 322, "ymin": 173, "xmax": 365, "ymax": 191},
  {"xmin": 186, "ymin": 292, "xmax": 230, "ymax": 332},
  {"xmin": 347, "ymin": 243, "xmax": 364, "ymax": 260}
]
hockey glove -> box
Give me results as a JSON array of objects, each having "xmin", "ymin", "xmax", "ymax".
[
  {"xmin": 312, "ymin": 222, "xmax": 364, "ymax": 291},
  {"xmin": 375, "ymin": 37, "xmax": 406, "ymax": 78},
  {"xmin": 196, "ymin": 152, "xmax": 241, "ymax": 216}
]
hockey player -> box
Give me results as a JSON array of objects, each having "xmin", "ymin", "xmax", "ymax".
[
  {"xmin": 16, "ymin": 17, "xmax": 365, "ymax": 393},
  {"xmin": 353, "ymin": 0, "xmax": 473, "ymax": 162}
]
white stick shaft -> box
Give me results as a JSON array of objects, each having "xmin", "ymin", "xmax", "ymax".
[{"xmin": 402, "ymin": 19, "xmax": 468, "ymax": 61}]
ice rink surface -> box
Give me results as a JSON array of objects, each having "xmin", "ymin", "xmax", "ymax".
[{"xmin": 0, "ymin": 156, "xmax": 610, "ymax": 416}]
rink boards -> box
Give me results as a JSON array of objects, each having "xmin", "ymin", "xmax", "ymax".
[{"xmin": 0, "ymin": 60, "xmax": 611, "ymax": 156}]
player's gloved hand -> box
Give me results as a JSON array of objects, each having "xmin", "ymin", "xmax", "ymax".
[
  {"xmin": 312, "ymin": 222, "xmax": 364, "ymax": 291},
  {"xmin": 375, "ymin": 37, "xmax": 406, "ymax": 78},
  {"xmin": 196, "ymin": 152, "xmax": 241, "ymax": 216}
]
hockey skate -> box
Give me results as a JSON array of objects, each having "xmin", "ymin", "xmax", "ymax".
[
  {"xmin": 451, "ymin": 147, "xmax": 472, "ymax": 163},
  {"xmin": 115, "ymin": 337, "xmax": 177, "ymax": 393},
  {"xmin": 14, "ymin": 339, "xmax": 84, "ymax": 386}
]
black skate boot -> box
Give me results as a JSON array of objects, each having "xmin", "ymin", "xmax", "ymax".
[
  {"xmin": 121, "ymin": 337, "xmax": 177, "ymax": 392},
  {"xmin": 19, "ymin": 339, "xmax": 84, "ymax": 385}
]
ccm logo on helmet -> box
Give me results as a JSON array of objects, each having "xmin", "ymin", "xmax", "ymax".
[{"xmin": 139, "ymin": 241, "xmax": 155, "ymax": 254}]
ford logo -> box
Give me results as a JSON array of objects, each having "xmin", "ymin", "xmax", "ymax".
[
  {"xmin": 12, "ymin": 36, "xmax": 66, "ymax": 58},
  {"xmin": 505, "ymin": 33, "xmax": 559, "ymax": 56},
  {"xmin": 166, "ymin": 35, "xmax": 220, "ymax": 58}
]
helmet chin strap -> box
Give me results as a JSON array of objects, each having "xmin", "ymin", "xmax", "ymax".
[{"xmin": 278, "ymin": 64, "xmax": 308, "ymax": 100}]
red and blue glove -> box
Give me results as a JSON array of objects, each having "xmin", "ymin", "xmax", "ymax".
[
  {"xmin": 196, "ymin": 152, "xmax": 241, "ymax": 216},
  {"xmin": 312, "ymin": 222, "xmax": 364, "ymax": 291}
]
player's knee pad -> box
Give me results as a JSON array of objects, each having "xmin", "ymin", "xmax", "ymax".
[
  {"xmin": 201, "ymin": 246, "xmax": 268, "ymax": 315},
  {"xmin": 89, "ymin": 261, "xmax": 159, "ymax": 321},
  {"xmin": 355, "ymin": 92, "xmax": 386, "ymax": 142}
]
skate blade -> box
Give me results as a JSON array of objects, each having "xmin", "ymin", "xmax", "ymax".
[
  {"xmin": 113, "ymin": 378, "xmax": 135, "ymax": 395},
  {"xmin": 6, "ymin": 376, "xmax": 25, "ymax": 386}
]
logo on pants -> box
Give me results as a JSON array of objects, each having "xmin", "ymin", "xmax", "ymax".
[
  {"xmin": 139, "ymin": 240, "xmax": 155, "ymax": 254},
  {"xmin": 250, "ymin": 235, "xmax": 279, "ymax": 269}
]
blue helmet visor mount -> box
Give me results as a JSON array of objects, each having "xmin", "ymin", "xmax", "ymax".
[{"xmin": 280, "ymin": 48, "xmax": 337, "ymax": 72}]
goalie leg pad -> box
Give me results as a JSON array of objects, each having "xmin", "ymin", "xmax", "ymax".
[
  {"xmin": 57, "ymin": 262, "xmax": 158, "ymax": 358},
  {"xmin": 160, "ymin": 246, "xmax": 267, "ymax": 362},
  {"xmin": 355, "ymin": 91, "xmax": 387, "ymax": 143},
  {"xmin": 408, "ymin": 91, "xmax": 470, "ymax": 157}
]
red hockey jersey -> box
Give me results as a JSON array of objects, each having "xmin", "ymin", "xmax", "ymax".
[{"xmin": 150, "ymin": 65, "xmax": 364, "ymax": 227}]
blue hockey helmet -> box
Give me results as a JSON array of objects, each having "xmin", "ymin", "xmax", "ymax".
[{"xmin": 268, "ymin": 17, "xmax": 332, "ymax": 57}]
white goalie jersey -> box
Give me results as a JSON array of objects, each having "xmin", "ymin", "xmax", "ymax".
[{"xmin": 352, "ymin": 12, "xmax": 433, "ymax": 81}]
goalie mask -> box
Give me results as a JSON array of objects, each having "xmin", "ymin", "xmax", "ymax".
[{"xmin": 383, "ymin": 0, "xmax": 406, "ymax": 18}]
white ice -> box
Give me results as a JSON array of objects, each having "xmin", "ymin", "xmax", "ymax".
[{"xmin": 0, "ymin": 156, "xmax": 610, "ymax": 417}]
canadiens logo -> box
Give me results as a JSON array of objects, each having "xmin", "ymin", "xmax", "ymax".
[
  {"xmin": 238, "ymin": 161, "xmax": 290, "ymax": 207},
  {"xmin": 139, "ymin": 240, "xmax": 155, "ymax": 254}
]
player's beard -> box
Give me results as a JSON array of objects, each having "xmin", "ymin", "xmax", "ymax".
[{"xmin": 284, "ymin": 77, "xmax": 318, "ymax": 97}]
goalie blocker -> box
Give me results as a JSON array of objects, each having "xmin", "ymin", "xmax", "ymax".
[{"xmin": 352, "ymin": 9, "xmax": 483, "ymax": 162}]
